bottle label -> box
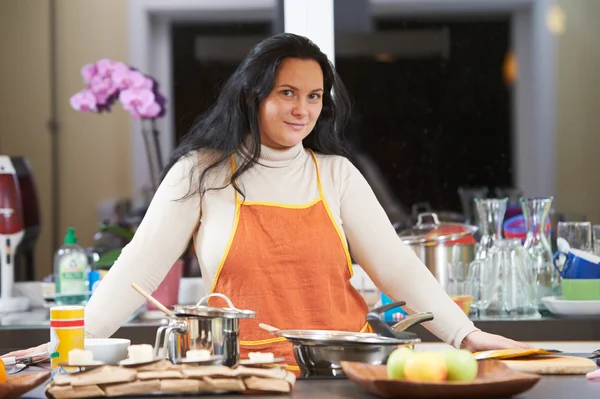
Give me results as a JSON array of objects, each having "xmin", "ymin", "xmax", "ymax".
[{"xmin": 59, "ymin": 253, "xmax": 87, "ymax": 294}]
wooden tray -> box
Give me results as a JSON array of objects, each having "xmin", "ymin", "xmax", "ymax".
[
  {"xmin": 340, "ymin": 360, "xmax": 540, "ymax": 398},
  {"xmin": 0, "ymin": 371, "xmax": 51, "ymax": 399}
]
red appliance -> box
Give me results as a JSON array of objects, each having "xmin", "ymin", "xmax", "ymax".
[
  {"xmin": 10, "ymin": 156, "xmax": 40, "ymax": 282},
  {"xmin": 0, "ymin": 156, "xmax": 30, "ymax": 312}
]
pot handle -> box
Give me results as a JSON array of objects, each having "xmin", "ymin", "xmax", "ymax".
[
  {"xmin": 417, "ymin": 212, "xmax": 441, "ymax": 227},
  {"xmin": 391, "ymin": 312, "xmax": 434, "ymax": 333},
  {"xmin": 196, "ymin": 293, "xmax": 241, "ymax": 310},
  {"xmin": 153, "ymin": 323, "xmax": 187, "ymax": 359},
  {"xmin": 366, "ymin": 301, "xmax": 434, "ymax": 339},
  {"xmin": 153, "ymin": 325, "xmax": 168, "ymax": 359}
]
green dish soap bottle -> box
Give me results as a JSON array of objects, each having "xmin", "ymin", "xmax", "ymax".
[{"xmin": 54, "ymin": 227, "xmax": 88, "ymax": 305}]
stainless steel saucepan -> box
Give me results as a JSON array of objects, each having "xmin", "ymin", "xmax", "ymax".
[
  {"xmin": 153, "ymin": 293, "xmax": 256, "ymax": 366},
  {"xmin": 261, "ymin": 301, "xmax": 433, "ymax": 377}
]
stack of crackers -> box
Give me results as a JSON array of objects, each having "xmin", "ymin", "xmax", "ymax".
[{"xmin": 45, "ymin": 361, "xmax": 296, "ymax": 398}]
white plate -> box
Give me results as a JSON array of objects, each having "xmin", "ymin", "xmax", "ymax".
[
  {"xmin": 542, "ymin": 296, "xmax": 600, "ymax": 317},
  {"xmin": 57, "ymin": 360, "xmax": 105, "ymax": 368},
  {"xmin": 239, "ymin": 357, "xmax": 286, "ymax": 366},
  {"xmin": 119, "ymin": 357, "xmax": 163, "ymax": 367},
  {"xmin": 177, "ymin": 355, "xmax": 224, "ymax": 365}
]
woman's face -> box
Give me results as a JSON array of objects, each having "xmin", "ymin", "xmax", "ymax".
[{"xmin": 258, "ymin": 58, "xmax": 324, "ymax": 150}]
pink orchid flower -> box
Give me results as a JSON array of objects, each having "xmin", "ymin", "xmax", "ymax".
[
  {"xmin": 96, "ymin": 59, "xmax": 129, "ymax": 77},
  {"xmin": 138, "ymin": 101, "xmax": 162, "ymax": 119},
  {"xmin": 80, "ymin": 63, "xmax": 98, "ymax": 84},
  {"xmin": 70, "ymin": 90, "xmax": 97, "ymax": 112},
  {"xmin": 90, "ymin": 75, "xmax": 119, "ymax": 105},
  {"xmin": 119, "ymin": 88, "xmax": 156, "ymax": 119},
  {"xmin": 112, "ymin": 69, "xmax": 154, "ymax": 90}
]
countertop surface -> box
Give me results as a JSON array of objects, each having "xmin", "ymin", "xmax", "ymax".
[{"xmin": 19, "ymin": 371, "xmax": 600, "ymax": 399}]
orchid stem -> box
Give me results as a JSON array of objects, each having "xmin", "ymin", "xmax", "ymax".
[{"xmin": 142, "ymin": 121, "xmax": 158, "ymax": 192}]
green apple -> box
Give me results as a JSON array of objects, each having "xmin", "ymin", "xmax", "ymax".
[
  {"xmin": 386, "ymin": 347, "xmax": 414, "ymax": 379},
  {"xmin": 441, "ymin": 349, "xmax": 478, "ymax": 382}
]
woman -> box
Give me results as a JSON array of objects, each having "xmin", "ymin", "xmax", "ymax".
[{"xmin": 5, "ymin": 33, "xmax": 529, "ymax": 369}]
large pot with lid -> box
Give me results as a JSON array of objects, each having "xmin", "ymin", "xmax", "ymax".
[
  {"xmin": 397, "ymin": 212, "xmax": 478, "ymax": 291},
  {"xmin": 265, "ymin": 301, "xmax": 433, "ymax": 377},
  {"xmin": 154, "ymin": 293, "xmax": 255, "ymax": 366}
]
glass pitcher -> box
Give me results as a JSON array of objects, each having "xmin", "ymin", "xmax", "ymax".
[
  {"xmin": 469, "ymin": 239, "xmax": 538, "ymax": 319},
  {"xmin": 474, "ymin": 198, "xmax": 508, "ymax": 260},
  {"xmin": 520, "ymin": 197, "xmax": 560, "ymax": 311}
]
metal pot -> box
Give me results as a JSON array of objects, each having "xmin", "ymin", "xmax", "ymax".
[
  {"xmin": 397, "ymin": 212, "xmax": 477, "ymax": 291},
  {"xmin": 153, "ymin": 293, "xmax": 255, "ymax": 366},
  {"xmin": 267, "ymin": 301, "xmax": 433, "ymax": 377}
]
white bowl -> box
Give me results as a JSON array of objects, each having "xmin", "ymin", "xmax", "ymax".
[{"xmin": 85, "ymin": 338, "xmax": 131, "ymax": 365}]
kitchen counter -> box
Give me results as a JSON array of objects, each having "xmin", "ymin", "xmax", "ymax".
[
  {"xmin": 19, "ymin": 371, "xmax": 600, "ymax": 399},
  {"xmin": 2, "ymin": 308, "xmax": 600, "ymax": 349}
]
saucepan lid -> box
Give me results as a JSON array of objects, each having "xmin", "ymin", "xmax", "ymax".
[
  {"xmin": 397, "ymin": 212, "xmax": 478, "ymax": 245},
  {"xmin": 173, "ymin": 293, "xmax": 256, "ymax": 319}
]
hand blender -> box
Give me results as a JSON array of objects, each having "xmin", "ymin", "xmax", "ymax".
[{"xmin": 0, "ymin": 156, "xmax": 30, "ymax": 312}]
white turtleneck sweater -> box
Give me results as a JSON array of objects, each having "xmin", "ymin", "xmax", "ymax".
[{"xmin": 84, "ymin": 142, "xmax": 478, "ymax": 348}]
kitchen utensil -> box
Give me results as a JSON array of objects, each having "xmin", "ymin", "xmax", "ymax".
[
  {"xmin": 541, "ymin": 296, "xmax": 600, "ymax": 316},
  {"xmin": 521, "ymin": 197, "xmax": 560, "ymax": 311},
  {"xmin": 340, "ymin": 360, "xmax": 540, "ymax": 399},
  {"xmin": 458, "ymin": 186, "xmax": 489, "ymax": 226},
  {"xmin": 264, "ymin": 301, "xmax": 433, "ymax": 377},
  {"xmin": 397, "ymin": 213, "xmax": 477, "ymax": 291},
  {"xmin": 85, "ymin": 338, "xmax": 131, "ymax": 365},
  {"xmin": 469, "ymin": 239, "xmax": 538, "ymax": 318},
  {"xmin": 558, "ymin": 221, "xmax": 593, "ymax": 252},
  {"xmin": 0, "ymin": 370, "xmax": 51, "ymax": 399},
  {"xmin": 57, "ymin": 360, "xmax": 104, "ymax": 369},
  {"xmin": 10, "ymin": 156, "xmax": 40, "ymax": 283},
  {"xmin": 504, "ymin": 215, "xmax": 551, "ymax": 242},
  {"xmin": 561, "ymin": 279, "xmax": 600, "ymax": 300},
  {"xmin": 0, "ymin": 156, "xmax": 30, "ymax": 312},
  {"xmin": 153, "ymin": 293, "xmax": 256, "ymax": 367},
  {"xmin": 552, "ymin": 248, "xmax": 600, "ymax": 280},
  {"xmin": 502, "ymin": 355, "xmax": 597, "ymax": 375},
  {"xmin": 131, "ymin": 283, "xmax": 176, "ymax": 318},
  {"xmin": 474, "ymin": 198, "xmax": 507, "ymax": 260},
  {"xmin": 593, "ymin": 225, "xmax": 600, "ymax": 256}
]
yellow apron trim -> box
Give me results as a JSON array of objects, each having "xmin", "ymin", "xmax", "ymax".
[
  {"xmin": 240, "ymin": 337, "xmax": 287, "ymax": 345},
  {"xmin": 309, "ymin": 150, "xmax": 354, "ymax": 278},
  {"xmin": 286, "ymin": 365, "xmax": 300, "ymax": 371},
  {"xmin": 241, "ymin": 198, "xmax": 321, "ymax": 209},
  {"xmin": 209, "ymin": 188, "xmax": 242, "ymax": 294},
  {"xmin": 360, "ymin": 321, "xmax": 372, "ymax": 333}
]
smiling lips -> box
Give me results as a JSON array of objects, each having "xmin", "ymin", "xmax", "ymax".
[{"xmin": 284, "ymin": 121, "xmax": 306, "ymax": 131}]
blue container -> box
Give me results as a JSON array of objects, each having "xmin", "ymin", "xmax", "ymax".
[{"xmin": 380, "ymin": 293, "xmax": 407, "ymax": 322}]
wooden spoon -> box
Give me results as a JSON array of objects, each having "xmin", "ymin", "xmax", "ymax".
[
  {"xmin": 131, "ymin": 283, "xmax": 176, "ymax": 318},
  {"xmin": 258, "ymin": 323, "xmax": 280, "ymax": 334}
]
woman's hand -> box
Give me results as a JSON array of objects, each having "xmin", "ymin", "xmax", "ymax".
[
  {"xmin": 1, "ymin": 343, "xmax": 49, "ymax": 361},
  {"xmin": 460, "ymin": 330, "xmax": 533, "ymax": 352}
]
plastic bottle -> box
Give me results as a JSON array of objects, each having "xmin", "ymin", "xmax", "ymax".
[{"xmin": 54, "ymin": 227, "xmax": 88, "ymax": 305}]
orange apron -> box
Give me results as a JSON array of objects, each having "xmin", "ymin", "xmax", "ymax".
[{"xmin": 209, "ymin": 150, "xmax": 370, "ymax": 373}]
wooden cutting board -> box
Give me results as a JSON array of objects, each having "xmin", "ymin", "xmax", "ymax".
[{"xmin": 501, "ymin": 355, "xmax": 597, "ymax": 375}]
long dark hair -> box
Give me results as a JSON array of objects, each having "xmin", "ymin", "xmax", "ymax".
[{"xmin": 162, "ymin": 33, "xmax": 352, "ymax": 199}]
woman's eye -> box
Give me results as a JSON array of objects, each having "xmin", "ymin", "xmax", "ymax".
[
  {"xmin": 281, "ymin": 90, "xmax": 293, "ymax": 97},
  {"xmin": 309, "ymin": 93, "xmax": 321, "ymax": 100}
]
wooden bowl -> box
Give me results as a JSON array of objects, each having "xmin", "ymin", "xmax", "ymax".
[
  {"xmin": 340, "ymin": 359, "xmax": 540, "ymax": 398},
  {"xmin": 0, "ymin": 371, "xmax": 51, "ymax": 399}
]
